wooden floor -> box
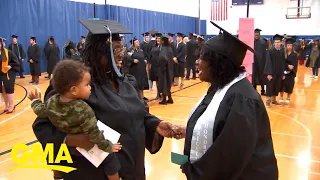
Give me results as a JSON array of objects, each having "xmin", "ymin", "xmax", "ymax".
[{"xmin": 0, "ymin": 66, "xmax": 320, "ymax": 180}]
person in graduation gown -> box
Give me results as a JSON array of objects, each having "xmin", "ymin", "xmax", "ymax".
[
  {"xmin": 32, "ymin": 20, "xmax": 179, "ymax": 180},
  {"xmin": 173, "ymin": 33, "xmax": 186, "ymax": 88},
  {"xmin": 185, "ymin": 33, "xmax": 198, "ymax": 80},
  {"xmin": 305, "ymin": 39, "xmax": 320, "ymax": 78},
  {"xmin": 264, "ymin": 34, "xmax": 286, "ymax": 108},
  {"xmin": 279, "ymin": 38, "xmax": 298, "ymax": 105},
  {"xmin": 63, "ymin": 40, "xmax": 77, "ymax": 60},
  {"xmin": 168, "ymin": 33, "xmax": 177, "ymax": 58},
  {"xmin": 77, "ymin": 36, "xmax": 86, "ymax": 55},
  {"xmin": 174, "ymin": 21, "xmax": 278, "ymax": 180},
  {"xmin": 297, "ymin": 38, "xmax": 306, "ymax": 66},
  {"xmin": 140, "ymin": 32, "xmax": 150, "ymax": 58},
  {"xmin": 195, "ymin": 35, "xmax": 204, "ymax": 75},
  {"xmin": 127, "ymin": 38, "xmax": 149, "ymax": 98},
  {"xmin": 158, "ymin": 34, "xmax": 174, "ymax": 105},
  {"xmin": 146, "ymin": 30, "xmax": 158, "ymax": 90},
  {"xmin": 0, "ymin": 38, "xmax": 21, "ymax": 114},
  {"xmin": 8, "ymin": 35, "xmax": 26, "ymax": 78},
  {"xmin": 27, "ymin": 36, "xmax": 41, "ymax": 85},
  {"xmin": 149, "ymin": 33, "xmax": 162, "ymax": 99},
  {"xmin": 140, "ymin": 32, "xmax": 152, "ymax": 90},
  {"xmin": 44, "ymin": 37, "xmax": 60, "ymax": 79},
  {"xmin": 252, "ymin": 28, "xmax": 267, "ymax": 95}
]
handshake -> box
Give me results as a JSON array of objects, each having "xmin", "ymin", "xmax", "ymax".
[{"xmin": 157, "ymin": 121, "xmax": 186, "ymax": 140}]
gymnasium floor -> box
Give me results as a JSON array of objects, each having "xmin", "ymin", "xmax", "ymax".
[{"xmin": 0, "ymin": 66, "xmax": 320, "ymax": 180}]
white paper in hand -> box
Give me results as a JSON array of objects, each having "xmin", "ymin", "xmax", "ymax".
[{"xmin": 76, "ymin": 120, "xmax": 121, "ymax": 168}]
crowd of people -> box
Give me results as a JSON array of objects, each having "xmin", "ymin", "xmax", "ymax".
[{"xmin": 252, "ymin": 29, "xmax": 319, "ymax": 107}]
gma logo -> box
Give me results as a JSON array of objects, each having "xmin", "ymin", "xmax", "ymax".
[{"xmin": 10, "ymin": 143, "xmax": 77, "ymax": 173}]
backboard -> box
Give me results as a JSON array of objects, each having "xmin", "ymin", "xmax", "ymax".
[{"xmin": 286, "ymin": 6, "xmax": 311, "ymax": 19}]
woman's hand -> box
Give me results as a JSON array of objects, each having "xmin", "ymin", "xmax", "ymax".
[
  {"xmin": 65, "ymin": 134, "xmax": 94, "ymax": 149},
  {"xmin": 156, "ymin": 121, "xmax": 175, "ymax": 138},
  {"xmin": 172, "ymin": 125, "xmax": 186, "ymax": 139}
]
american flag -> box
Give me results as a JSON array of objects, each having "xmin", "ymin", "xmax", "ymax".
[{"xmin": 211, "ymin": 0, "xmax": 228, "ymax": 21}]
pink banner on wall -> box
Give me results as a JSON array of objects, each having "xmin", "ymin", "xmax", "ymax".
[{"xmin": 238, "ymin": 18, "xmax": 254, "ymax": 82}]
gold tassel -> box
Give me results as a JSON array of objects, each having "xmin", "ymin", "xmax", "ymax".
[{"xmin": 6, "ymin": 73, "xmax": 10, "ymax": 80}]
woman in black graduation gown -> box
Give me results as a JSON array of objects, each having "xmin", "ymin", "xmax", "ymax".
[
  {"xmin": 44, "ymin": 37, "xmax": 60, "ymax": 79},
  {"xmin": 149, "ymin": 34, "xmax": 162, "ymax": 98},
  {"xmin": 158, "ymin": 34, "xmax": 174, "ymax": 105},
  {"xmin": 0, "ymin": 38, "xmax": 20, "ymax": 113},
  {"xmin": 279, "ymin": 38, "xmax": 298, "ymax": 105},
  {"xmin": 32, "ymin": 20, "xmax": 178, "ymax": 180},
  {"xmin": 127, "ymin": 38, "xmax": 149, "ymax": 98},
  {"xmin": 175, "ymin": 22, "xmax": 278, "ymax": 180}
]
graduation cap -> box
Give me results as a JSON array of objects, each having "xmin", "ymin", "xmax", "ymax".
[
  {"xmin": 273, "ymin": 34, "xmax": 283, "ymax": 41},
  {"xmin": 176, "ymin": 32, "xmax": 184, "ymax": 37},
  {"xmin": 161, "ymin": 34, "xmax": 170, "ymax": 39},
  {"xmin": 141, "ymin": 32, "xmax": 150, "ymax": 36},
  {"xmin": 81, "ymin": 36, "xmax": 86, "ymax": 39},
  {"xmin": 30, "ymin": 36, "xmax": 36, "ymax": 41},
  {"xmin": 203, "ymin": 21, "xmax": 259, "ymax": 67},
  {"xmin": 168, "ymin": 33, "xmax": 175, "ymax": 37},
  {"xmin": 11, "ymin": 35, "xmax": 18, "ymax": 38},
  {"xmin": 130, "ymin": 37, "xmax": 138, "ymax": 44},
  {"xmin": 149, "ymin": 29, "xmax": 159, "ymax": 35},
  {"xmin": 285, "ymin": 37, "xmax": 296, "ymax": 44},
  {"xmin": 155, "ymin": 33, "xmax": 162, "ymax": 37},
  {"xmin": 79, "ymin": 19, "xmax": 132, "ymax": 79},
  {"xmin": 254, "ymin": 28, "xmax": 262, "ymax": 33}
]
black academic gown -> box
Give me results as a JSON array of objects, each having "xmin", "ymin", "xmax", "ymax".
[
  {"xmin": 185, "ymin": 40, "xmax": 198, "ymax": 69},
  {"xmin": 264, "ymin": 48, "xmax": 286, "ymax": 97},
  {"xmin": 27, "ymin": 44, "xmax": 41, "ymax": 75},
  {"xmin": 281, "ymin": 52, "xmax": 298, "ymax": 94},
  {"xmin": 252, "ymin": 38, "xmax": 267, "ymax": 86},
  {"xmin": 140, "ymin": 41, "xmax": 149, "ymax": 60},
  {"xmin": 128, "ymin": 48, "xmax": 149, "ymax": 90},
  {"xmin": 32, "ymin": 74, "xmax": 164, "ymax": 180},
  {"xmin": 171, "ymin": 41, "xmax": 177, "ymax": 57},
  {"xmin": 149, "ymin": 46, "xmax": 161, "ymax": 81},
  {"xmin": 158, "ymin": 46, "xmax": 174, "ymax": 94},
  {"xmin": 183, "ymin": 78, "xmax": 278, "ymax": 180},
  {"xmin": 174, "ymin": 42, "xmax": 186, "ymax": 77},
  {"xmin": 44, "ymin": 44, "xmax": 60, "ymax": 74},
  {"xmin": 8, "ymin": 43, "xmax": 26, "ymax": 73}
]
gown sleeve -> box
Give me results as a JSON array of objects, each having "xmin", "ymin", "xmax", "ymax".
[
  {"xmin": 125, "ymin": 74, "xmax": 164, "ymax": 154},
  {"xmin": 184, "ymin": 94, "xmax": 261, "ymax": 180},
  {"xmin": 8, "ymin": 50, "xmax": 21, "ymax": 72}
]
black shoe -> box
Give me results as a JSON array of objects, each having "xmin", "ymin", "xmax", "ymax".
[
  {"xmin": 20, "ymin": 76, "xmax": 25, "ymax": 78},
  {"xmin": 167, "ymin": 99, "xmax": 174, "ymax": 104},
  {"xmin": 159, "ymin": 100, "xmax": 167, "ymax": 105}
]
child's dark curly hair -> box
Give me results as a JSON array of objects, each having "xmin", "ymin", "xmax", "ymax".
[{"xmin": 52, "ymin": 60, "xmax": 89, "ymax": 95}]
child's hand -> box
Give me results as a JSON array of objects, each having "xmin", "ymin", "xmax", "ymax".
[
  {"xmin": 112, "ymin": 143, "xmax": 122, "ymax": 152},
  {"xmin": 28, "ymin": 88, "xmax": 41, "ymax": 101}
]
